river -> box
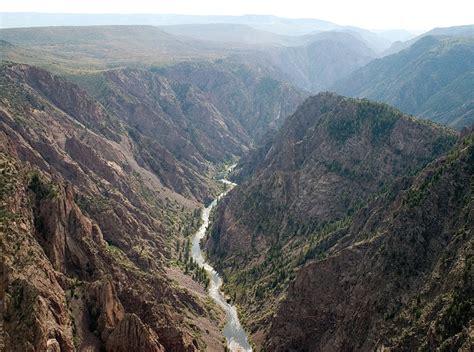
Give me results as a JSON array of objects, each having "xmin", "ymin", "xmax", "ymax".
[{"xmin": 190, "ymin": 177, "xmax": 252, "ymax": 352}]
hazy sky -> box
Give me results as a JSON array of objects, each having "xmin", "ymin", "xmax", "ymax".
[{"xmin": 1, "ymin": 0, "xmax": 473, "ymax": 30}]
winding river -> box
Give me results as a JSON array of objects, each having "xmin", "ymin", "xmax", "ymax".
[{"xmin": 190, "ymin": 178, "xmax": 252, "ymax": 352}]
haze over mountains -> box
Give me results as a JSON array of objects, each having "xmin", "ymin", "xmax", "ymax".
[
  {"xmin": 1, "ymin": 14, "xmax": 473, "ymax": 128},
  {"xmin": 0, "ymin": 11, "xmax": 473, "ymax": 352},
  {"xmin": 0, "ymin": 13, "xmax": 413, "ymax": 44}
]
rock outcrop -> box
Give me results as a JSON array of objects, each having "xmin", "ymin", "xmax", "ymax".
[
  {"xmin": 87, "ymin": 278, "xmax": 125, "ymax": 342},
  {"xmin": 106, "ymin": 314, "xmax": 165, "ymax": 352},
  {"xmin": 1, "ymin": 150, "xmax": 76, "ymax": 351}
]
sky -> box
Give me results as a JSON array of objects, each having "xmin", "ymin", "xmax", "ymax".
[{"xmin": 0, "ymin": 0, "xmax": 473, "ymax": 31}]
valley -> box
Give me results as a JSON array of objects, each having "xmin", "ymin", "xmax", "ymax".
[{"xmin": 0, "ymin": 11, "xmax": 473, "ymax": 352}]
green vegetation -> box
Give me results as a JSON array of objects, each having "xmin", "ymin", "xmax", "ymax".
[
  {"xmin": 296, "ymin": 216, "xmax": 352, "ymax": 265},
  {"xmin": 357, "ymin": 100, "xmax": 400, "ymax": 141},
  {"xmin": 172, "ymin": 207, "xmax": 210, "ymax": 289},
  {"xmin": 436, "ymin": 254, "xmax": 473, "ymax": 340},
  {"xmin": 28, "ymin": 172, "xmax": 56, "ymax": 200},
  {"xmin": 216, "ymin": 214, "xmax": 354, "ymax": 325},
  {"xmin": 405, "ymin": 167, "xmax": 444, "ymax": 207},
  {"xmin": 105, "ymin": 242, "xmax": 146, "ymax": 275},
  {"xmin": 326, "ymin": 110, "xmax": 361, "ymax": 143},
  {"xmin": 406, "ymin": 134, "xmax": 472, "ymax": 207},
  {"xmin": 187, "ymin": 259, "xmax": 210, "ymax": 289},
  {"xmin": 175, "ymin": 237, "xmax": 210, "ymax": 289},
  {"xmin": 437, "ymin": 290, "xmax": 473, "ymax": 339},
  {"xmin": 26, "ymin": 172, "xmax": 58, "ymax": 235},
  {"xmin": 327, "ymin": 99, "xmax": 401, "ymax": 143}
]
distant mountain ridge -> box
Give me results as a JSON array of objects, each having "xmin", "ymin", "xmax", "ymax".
[
  {"xmin": 383, "ymin": 24, "xmax": 474, "ymax": 56},
  {"xmin": 161, "ymin": 23, "xmax": 295, "ymax": 47},
  {"xmin": 0, "ymin": 25, "xmax": 377, "ymax": 93},
  {"xmin": 0, "ymin": 12, "xmax": 410, "ymax": 52},
  {"xmin": 333, "ymin": 35, "xmax": 474, "ymax": 129},
  {"xmin": 0, "ymin": 13, "xmax": 340, "ymax": 34},
  {"xmin": 231, "ymin": 31, "xmax": 377, "ymax": 91}
]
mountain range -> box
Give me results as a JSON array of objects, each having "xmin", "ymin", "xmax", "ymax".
[
  {"xmin": 0, "ymin": 14, "xmax": 473, "ymax": 352},
  {"xmin": 1, "ymin": 22, "xmax": 473, "ymax": 128},
  {"xmin": 0, "ymin": 13, "xmax": 406, "ymax": 44}
]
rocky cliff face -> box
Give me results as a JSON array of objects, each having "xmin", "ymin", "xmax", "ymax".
[
  {"xmin": 0, "ymin": 63, "xmax": 230, "ymax": 351},
  {"xmin": 1, "ymin": 154, "xmax": 77, "ymax": 351},
  {"xmin": 1, "ymin": 63, "xmax": 223, "ymax": 202},
  {"xmin": 1, "ymin": 137, "xmax": 219, "ymax": 351},
  {"xmin": 100, "ymin": 67, "xmax": 249, "ymax": 162},
  {"xmin": 1, "ymin": 149, "xmax": 152, "ymax": 350},
  {"xmin": 207, "ymin": 93, "xmax": 458, "ymax": 345},
  {"xmin": 67, "ymin": 63, "xmax": 306, "ymax": 198},
  {"xmin": 266, "ymin": 132, "xmax": 473, "ymax": 351},
  {"xmin": 154, "ymin": 61, "xmax": 307, "ymax": 142},
  {"xmin": 0, "ymin": 59, "xmax": 305, "ymax": 350},
  {"xmin": 106, "ymin": 314, "xmax": 165, "ymax": 352}
]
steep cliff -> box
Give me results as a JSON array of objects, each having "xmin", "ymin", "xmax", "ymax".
[
  {"xmin": 1, "ymin": 63, "xmax": 222, "ymax": 202},
  {"xmin": 154, "ymin": 61, "xmax": 306, "ymax": 142},
  {"xmin": 1, "ymin": 150, "xmax": 171, "ymax": 351},
  {"xmin": 0, "ymin": 63, "xmax": 227, "ymax": 351},
  {"xmin": 266, "ymin": 132, "xmax": 473, "ymax": 351},
  {"xmin": 207, "ymin": 93, "xmax": 458, "ymax": 345}
]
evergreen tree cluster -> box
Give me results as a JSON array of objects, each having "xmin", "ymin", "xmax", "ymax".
[{"xmin": 175, "ymin": 238, "xmax": 210, "ymax": 289}]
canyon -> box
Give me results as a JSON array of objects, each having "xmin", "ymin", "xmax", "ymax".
[{"xmin": 0, "ymin": 18, "xmax": 473, "ymax": 352}]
